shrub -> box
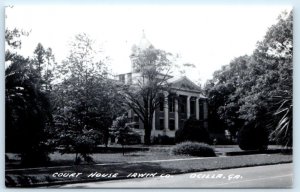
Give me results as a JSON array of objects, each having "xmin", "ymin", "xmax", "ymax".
[
  {"xmin": 175, "ymin": 117, "xmax": 211, "ymax": 144},
  {"xmin": 211, "ymin": 135, "xmax": 237, "ymax": 145},
  {"xmin": 152, "ymin": 135, "xmax": 175, "ymax": 145},
  {"xmin": 238, "ymin": 122, "xmax": 269, "ymax": 151},
  {"xmin": 110, "ymin": 115, "xmax": 141, "ymax": 145},
  {"xmin": 269, "ymin": 96, "xmax": 292, "ymax": 147},
  {"xmin": 171, "ymin": 141, "xmax": 216, "ymax": 157},
  {"xmin": 121, "ymin": 131, "xmax": 141, "ymax": 145},
  {"xmin": 58, "ymin": 129, "xmax": 99, "ymax": 164}
]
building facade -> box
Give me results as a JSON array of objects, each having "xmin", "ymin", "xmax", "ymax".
[{"xmin": 115, "ymin": 32, "xmax": 208, "ymax": 142}]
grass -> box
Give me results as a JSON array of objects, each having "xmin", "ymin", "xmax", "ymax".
[
  {"xmin": 5, "ymin": 145, "xmax": 288, "ymax": 168},
  {"xmin": 6, "ymin": 146, "xmax": 190, "ymax": 169},
  {"xmin": 5, "ymin": 147, "xmax": 292, "ymax": 187}
]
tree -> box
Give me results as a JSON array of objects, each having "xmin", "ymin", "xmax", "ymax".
[
  {"xmin": 52, "ymin": 33, "xmax": 124, "ymax": 162},
  {"xmin": 204, "ymin": 55, "xmax": 251, "ymax": 138},
  {"xmin": 204, "ymin": 10, "xmax": 293, "ymax": 149},
  {"xmin": 110, "ymin": 115, "xmax": 141, "ymax": 154},
  {"xmin": 5, "ymin": 29, "xmax": 53, "ymax": 165},
  {"xmin": 238, "ymin": 11, "xmax": 292, "ymax": 147},
  {"xmin": 120, "ymin": 45, "xmax": 173, "ymax": 144},
  {"xmin": 32, "ymin": 43, "xmax": 56, "ymax": 92},
  {"xmin": 257, "ymin": 11, "xmax": 293, "ymax": 147},
  {"xmin": 175, "ymin": 117, "xmax": 211, "ymax": 144},
  {"xmin": 33, "ymin": 43, "xmax": 46, "ymax": 76}
]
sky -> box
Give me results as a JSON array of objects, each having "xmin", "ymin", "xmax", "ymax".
[{"xmin": 5, "ymin": 5, "xmax": 292, "ymax": 85}]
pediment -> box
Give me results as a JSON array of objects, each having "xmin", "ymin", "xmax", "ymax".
[{"xmin": 169, "ymin": 76, "xmax": 201, "ymax": 92}]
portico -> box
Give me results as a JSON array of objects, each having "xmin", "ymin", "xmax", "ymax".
[
  {"xmin": 148, "ymin": 76, "xmax": 208, "ymax": 138},
  {"xmin": 125, "ymin": 76, "xmax": 208, "ymax": 140}
]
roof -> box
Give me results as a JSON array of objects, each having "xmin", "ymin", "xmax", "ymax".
[{"xmin": 168, "ymin": 76, "xmax": 206, "ymax": 98}]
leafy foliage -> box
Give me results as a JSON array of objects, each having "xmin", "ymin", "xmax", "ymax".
[
  {"xmin": 5, "ymin": 29, "xmax": 53, "ymax": 165},
  {"xmin": 5, "ymin": 28, "xmax": 29, "ymax": 49},
  {"xmin": 58, "ymin": 128, "xmax": 100, "ymax": 163},
  {"xmin": 153, "ymin": 135, "xmax": 175, "ymax": 145},
  {"xmin": 110, "ymin": 115, "xmax": 141, "ymax": 146},
  {"xmin": 51, "ymin": 33, "xmax": 125, "ymax": 162},
  {"xmin": 269, "ymin": 96, "xmax": 292, "ymax": 147},
  {"xmin": 32, "ymin": 43, "xmax": 55, "ymax": 91},
  {"xmin": 205, "ymin": 55, "xmax": 251, "ymax": 137},
  {"xmin": 204, "ymin": 11, "xmax": 293, "ymax": 148},
  {"xmin": 237, "ymin": 122, "xmax": 269, "ymax": 150},
  {"xmin": 175, "ymin": 117, "xmax": 211, "ymax": 144}
]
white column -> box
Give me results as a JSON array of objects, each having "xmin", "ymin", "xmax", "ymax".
[
  {"xmin": 163, "ymin": 91, "xmax": 169, "ymax": 131},
  {"xmin": 152, "ymin": 110, "xmax": 156, "ymax": 131},
  {"xmin": 196, "ymin": 98, "xmax": 199, "ymax": 120},
  {"xmin": 186, "ymin": 96, "xmax": 191, "ymax": 119},
  {"xmin": 175, "ymin": 96, "xmax": 179, "ymax": 130}
]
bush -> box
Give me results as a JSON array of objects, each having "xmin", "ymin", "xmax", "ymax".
[
  {"xmin": 175, "ymin": 117, "xmax": 211, "ymax": 144},
  {"xmin": 121, "ymin": 131, "xmax": 141, "ymax": 145},
  {"xmin": 116, "ymin": 126, "xmax": 141, "ymax": 145},
  {"xmin": 152, "ymin": 135, "xmax": 175, "ymax": 145},
  {"xmin": 110, "ymin": 115, "xmax": 141, "ymax": 145},
  {"xmin": 211, "ymin": 135, "xmax": 237, "ymax": 145},
  {"xmin": 238, "ymin": 122, "xmax": 269, "ymax": 151},
  {"xmin": 171, "ymin": 141, "xmax": 216, "ymax": 157}
]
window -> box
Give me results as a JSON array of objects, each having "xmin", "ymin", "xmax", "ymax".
[
  {"xmin": 168, "ymin": 96, "xmax": 175, "ymax": 112},
  {"xmin": 169, "ymin": 119, "xmax": 175, "ymax": 130},
  {"xmin": 179, "ymin": 96, "xmax": 186, "ymax": 113},
  {"xmin": 134, "ymin": 115, "xmax": 139, "ymax": 123},
  {"xmin": 158, "ymin": 119, "xmax": 164, "ymax": 130},
  {"xmin": 133, "ymin": 114, "xmax": 140, "ymax": 129},
  {"xmin": 190, "ymin": 98, "xmax": 195, "ymax": 115},
  {"xmin": 199, "ymin": 101, "xmax": 204, "ymax": 120},
  {"xmin": 159, "ymin": 96, "xmax": 164, "ymax": 111},
  {"xmin": 181, "ymin": 119, "xmax": 185, "ymax": 128},
  {"xmin": 127, "ymin": 73, "xmax": 132, "ymax": 84},
  {"xmin": 119, "ymin": 74, "xmax": 125, "ymax": 83}
]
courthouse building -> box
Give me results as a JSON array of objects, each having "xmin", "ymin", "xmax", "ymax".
[{"xmin": 115, "ymin": 32, "xmax": 208, "ymax": 142}]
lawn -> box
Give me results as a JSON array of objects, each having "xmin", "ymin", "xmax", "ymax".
[
  {"xmin": 6, "ymin": 146, "xmax": 194, "ymax": 169},
  {"xmin": 5, "ymin": 145, "xmax": 292, "ymax": 187},
  {"xmin": 5, "ymin": 144, "xmax": 288, "ymax": 168}
]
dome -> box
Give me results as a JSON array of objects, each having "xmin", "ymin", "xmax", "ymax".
[
  {"xmin": 138, "ymin": 30, "xmax": 152, "ymax": 50},
  {"xmin": 130, "ymin": 30, "xmax": 154, "ymax": 72}
]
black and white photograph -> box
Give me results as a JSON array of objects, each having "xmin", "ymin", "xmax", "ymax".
[{"xmin": 4, "ymin": 2, "xmax": 293, "ymax": 188}]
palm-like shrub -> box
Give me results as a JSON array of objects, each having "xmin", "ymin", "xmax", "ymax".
[{"xmin": 270, "ymin": 96, "xmax": 292, "ymax": 147}]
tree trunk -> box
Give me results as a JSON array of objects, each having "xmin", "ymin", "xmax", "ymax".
[{"xmin": 144, "ymin": 123, "xmax": 152, "ymax": 145}]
